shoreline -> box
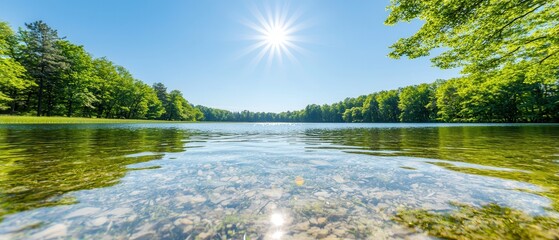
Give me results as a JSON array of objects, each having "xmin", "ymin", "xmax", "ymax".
[{"xmin": 0, "ymin": 116, "xmax": 194, "ymax": 124}]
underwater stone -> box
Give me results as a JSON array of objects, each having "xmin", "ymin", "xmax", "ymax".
[
  {"xmin": 332, "ymin": 175, "xmax": 345, "ymax": 183},
  {"xmin": 174, "ymin": 218, "xmax": 193, "ymax": 225},
  {"xmin": 324, "ymin": 234, "xmax": 341, "ymax": 240},
  {"xmin": 30, "ymin": 224, "xmax": 67, "ymax": 239},
  {"xmin": 64, "ymin": 207, "xmax": 101, "ymax": 219},
  {"xmin": 91, "ymin": 216, "xmax": 108, "ymax": 227},
  {"xmin": 294, "ymin": 221, "xmax": 310, "ymax": 231},
  {"xmin": 314, "ymin": 191, "xmax": 330, "ymax": 198},
  {"xmin": 103, "ymin": 207, "xmax": 133, "ymax": 217},
  {"xmin": 197, "ymin": 231, "xmax": 213, "ymax": 239},
  {"xmin": 262, "ymin": 188, "xmax": 283, "ymax": 199}
]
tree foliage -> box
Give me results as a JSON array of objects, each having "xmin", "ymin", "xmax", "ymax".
[
  {"xmin": 18, "ymin": 20, "xmax": 68, "ymax": 116},
  {"xmin": 0, "ymin": 21, "xmax": 200, "ymax": 121},
  {"xmin": 384, "ymin": 0, "xmax": 558, "ymax": 123},
  {"xmin": 399, "ymin": 84, "xmax": 432, "ymax": 122},
  {"xmin": 385, "ymin": 0, "xmax": 559, "ymax": 79},
  {"xmin": 198, "ymin": 76, "xmax": 557, "ymax": 123},
  {"xmin": 0, "ymin": 22, "xmax": 29, "ymax": 110}
]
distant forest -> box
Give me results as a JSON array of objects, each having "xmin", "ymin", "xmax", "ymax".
[
  {"xmin": 1, "ymin": 20, "xmax": 557, "ymax": 123},
  {"xmin": 198, "ymin": 76, "xmax": 558, "ymax": 123}
]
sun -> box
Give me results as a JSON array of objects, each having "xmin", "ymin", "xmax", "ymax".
[
  {"xmin": 266, "ymin": 26, "xmax": 287, "ymax": 46},
  {"xmin": 240, "ymin": 3, "xmax": 308, "ymax": 67}
]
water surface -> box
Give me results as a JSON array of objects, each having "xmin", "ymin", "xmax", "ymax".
[{"xmin": 0, "ymin": 123, "xmax": 558, "ymax": 239}]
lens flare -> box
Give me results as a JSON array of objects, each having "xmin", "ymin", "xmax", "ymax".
[
  {"xmin": 271, "ymin": 230, "xmax": 283, "ymax": 239},
  {"xmin": 270, "ymin": 213, "xmax": 284, "ymax": 226}
]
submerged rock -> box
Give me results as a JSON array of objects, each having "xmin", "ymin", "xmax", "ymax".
[
  {"xmin": 262, "ymin": 188, "xmax": 283, "ymax": 199},
  {"xmin": 176, "ymin": 195, "xmax": 207, "ymax": 205},
  {"xmin": 324, "ymin": 235, "xmax": 341, "ymax": 240},
  {"xmin": 314, "ymin": 191, "xmax": 330, "ymax": 198},
  {"xmin": 91, "ymin": 216, "xmax": 108, "ymax": 227},
  {"xmin": 294, "ymin": 221, "xmax": 310, "ymax": 231},
  {"xmin": 64, "ymin": 207, "xmax": 101, "ymax": 219},
  {"xmin": 103, "ymin": 207, "xmax": 133, "ymax": 218},
  {"xmin": 308, "ymin": 226, "xmax": 329, "ymax": 238},
  {"xmin": 197, "ymin": 231, "xmax": 213, "ymax": 239},
  {"xmin": 190, "ymin": 195, "xmax": 207, "ymax": 204},
  {"xmin": 332, "ymin": 175, "xmax": 345, "ymax": 183},
  {"xmin": 30, "ymin": 224, "xmax": 67, "ymax": 239},
  {"xmin": 174, "ymin": 218, "xmax": 193, "ymax": 226}
]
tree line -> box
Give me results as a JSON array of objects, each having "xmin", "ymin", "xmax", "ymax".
[
  {"xmin": 198, "ymin": 75, "xmax": 558, "ymax": 123},
  {"xmin": 0, "ymin": 20, "xmax": 202, "ymax": 121}
]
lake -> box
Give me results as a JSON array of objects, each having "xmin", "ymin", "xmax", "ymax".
[{"xmin": 0, "ymin": 123, "xmax": 558, "ymax": 239}]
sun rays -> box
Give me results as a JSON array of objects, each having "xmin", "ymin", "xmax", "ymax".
[{"xmin": 240, "ymin": 2, "xmax": 309, "ymax": 68}]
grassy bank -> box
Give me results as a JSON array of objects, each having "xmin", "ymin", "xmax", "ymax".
[{"xmin": 0, "ymin": 116, "xmax": 187, "ymax": 124}]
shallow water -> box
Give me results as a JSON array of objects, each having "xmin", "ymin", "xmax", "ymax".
[{"xmin": 0, "ymin": 123, "xmax": 558, "ymax": 239}]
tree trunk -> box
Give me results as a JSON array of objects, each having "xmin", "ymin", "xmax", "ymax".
[
  {"xmin": 25, "ymin": 91, "xmax": 32, "ymax": 113},
  {"xmin": 46, "ymin": 87, "xmax": 53, "ymax": 116},
  {"xmin": 10, "ymin": 89, "xmax": 16, "ymax": 114},
  {"xmin": 67, "ymin": 100, "xmax": 73, "ymax": 117},
  {"xmin": 37, "ymin": 77, "xmax": 43, "ymax": 116}
]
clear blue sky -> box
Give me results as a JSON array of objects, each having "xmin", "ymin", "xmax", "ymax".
[{"xmin": 0, "ymin": 0, "xmax": 458, "ymax": 113}]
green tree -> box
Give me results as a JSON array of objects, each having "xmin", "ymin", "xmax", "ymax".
[
  {"xmin": 124, "ymin": 81, "xmax": 161, "ymax": 119},
  {"xmin": 152, "ymin": 82, "xmax": 169, "ymax": 119},
  {"xmin": 320, "ymin": 104, "xmax": 333, "ymax": 122},
  {"xmin": 57, "ymin": 40, "xmax": 97, "ymax": 117},
  {"xmin": 90, "ymin": 58, "xmax": 120, "ymax": 118},
  {"xmin": 342, "ymin": 108, "xmax": 353, "ymax": 122},
  {"xmin": 304, "ymin": 104, "xmax": 322, "ymax": 122},
  {"xmin": 18, "ymin": 21, "xmax": 68, "ymax": 116},
  {"xmin": 0, "ymin": 22, "xmax": 30, "ymax": 111},
  {"xmin": 361, "ymin": 93, "xmax": 380, "ymax": 122},
  {"xmin": 398, "ymin": 84, "xmax": 432, "ymax": 122},
  {"xmin": 377, "ymin": 90, "xmax": 400, "ymax": 122},
  {"xmin": 385, "ymin": 0, "xmax": 558, "ymax": 79},
  {"xmin": 351, "ymin": 107, "xmax": 363, "ymax": 122},
  {"xmin": 166, "ymin": 90, "xmax": 199, "ymax": 121},
  {"xmin": 435, "ymin": 79, "xmax": 464, "ymax": 122},
  {"xmin": 145, "ymin": 87, "xmax": 165, "ymax": 120}
]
